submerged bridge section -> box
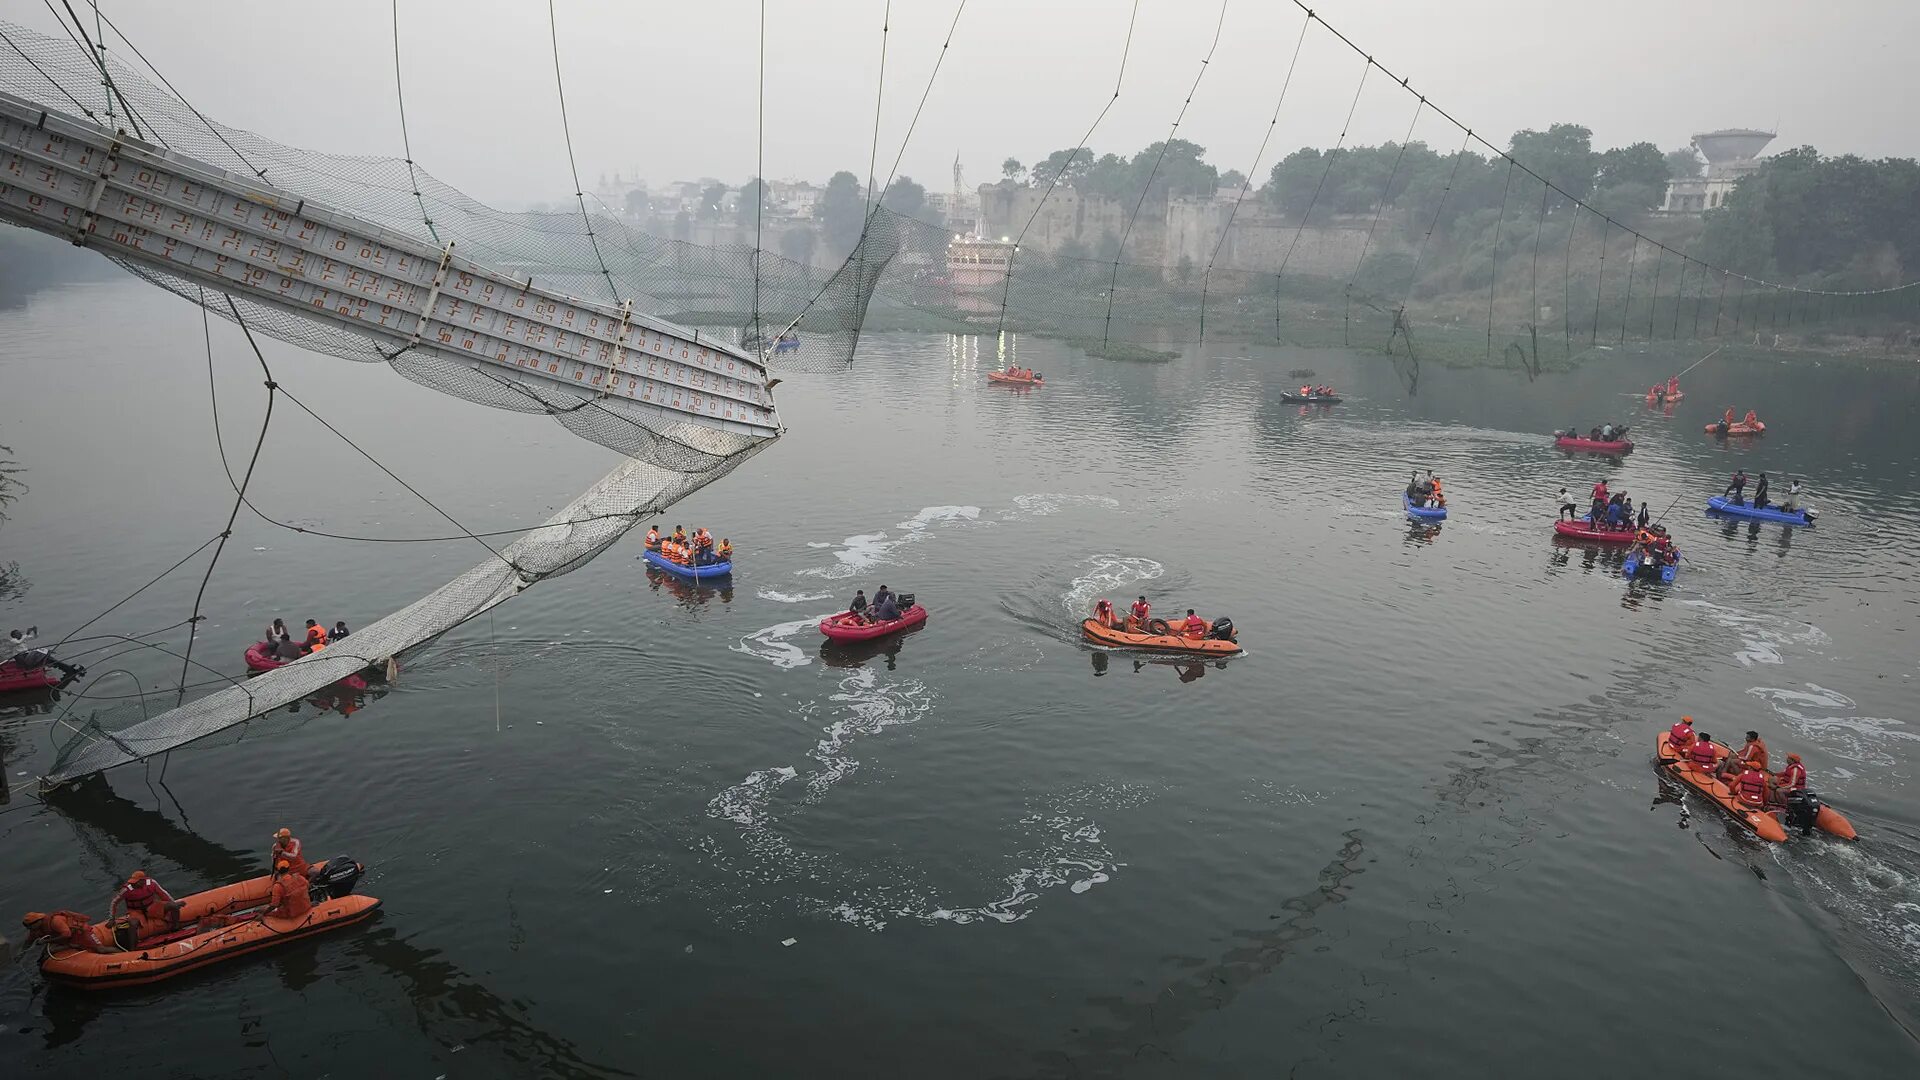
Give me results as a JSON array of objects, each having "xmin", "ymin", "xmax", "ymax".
[{"xmin": 0, "ymin": 89, "xmax": 778, "ymax": 441}]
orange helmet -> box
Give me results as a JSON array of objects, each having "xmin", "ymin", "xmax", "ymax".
[
  {"xmin": 22, "ymin": 911, "xmax": 47, "ymax": 927},
  {"xmin": 275, "ymin": 859, "xmax": 291, "ymax": 871},
  {"xmin": 1787, "ymin": 753, "xmax": 1802, "ymax": 763},
  {"xmin": 126, "ymin": 870, "xmax": 148, "ymax": 884},
  {"xmin": 1679, "ymin": 715, "xmax": 1692, "ymax": 724}
]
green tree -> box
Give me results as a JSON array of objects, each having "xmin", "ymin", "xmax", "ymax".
[
  {"xmin": 1218, "ymin": 168, "xmax": 1246, "ymax": 192},
  {"xmin": 699, "ymin": 182, "xmax": 729, "ymax": 220},
  {"xmin": 1033, "ymin": 147, "xmax": 1092, "ymax": 189},
  {"xmin": 817, "ymin": 170, "xmax": 867, "ymax": 255},
  {"xmin": 1508, "ymin": 123, "xmax": 1597, "ymax": 208},
  {"xmin": 880, "ymin": 175, "xmax": 928, "ymax": 220},
  {"xmin": 739, "ymin": 177, "xmax": 768, "ymax": 218},
  {"xmin": 1665, "ymin": 146, "xmax": 1702, "ymax": 180},
  {"xmin": 1002, "ymin": 157, "xmax": 1025, "ymax": 183},
  {"xmin": 779, "ymin": 225, "xmax": 818, "ymax": 267},
  {"xmin": 1127, "ymin": 139, "xmax": 1218, "ymax": 205},
  {"xmin": 1596, "ymin": 142, "xmax": 1670, "ymax": 193}
]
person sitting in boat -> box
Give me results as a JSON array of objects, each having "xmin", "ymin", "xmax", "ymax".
[
  {"xmin": 267, "ymin": 860, "xmax": 312, "ymax": 921},
  {"xmin": 272, "ymin": 827, "xmax": 309, "ymax": 877},
  {"xmin": 1181, "ymin": 609, "xmax": 1207, "ymax": 638},
  {"xmin": 1667, "ymin": 376, "xmax": 1680, "ymax": 397},
  {"xmin": 644, "ymin": 525, "xmax": 661, "ymax": 549},
  {"xmin": 1299, "ymin": 384, "xmax": 1312, "ymax": 396},
  {"xmin": 332, "ymin": 620, "xmax": 351, "ymax": 641},
  {"xmin": 1724, "ymin": 469, "xmax": 1748, "ymax": 504},
  {"xmin": 850, "ymin": 590, "xmax": 869, "ymax": 621},
  {"xmin": 1129, "ymin": 596, "xmax": 1151, "ymax": 631},
  {"xmin": 20, "ymin": 910, "xmax": 111, "ymax": 954},
  {"xmin": 1751, "ymin": 473, "xmax": 1770, "ymax": 509},
  {"xmin": 303, "ymin": 619, "xmax": 329, "ymax": 653},
  {"xmin": 1427, "ymin": 475, "xmax": 1445, "ymax": 509},
  {"xmin": 264, "ymin": 618, "xmax": 290, "ymax": 646},
  {"xmin": 1729, "ymin": 758, "xmax": 1776, "ymax": 810},
  {"xmin": 872, "ymin": 591, "xmax": 901, "ymax": 624},
  {"xmin": 672, "ymin": 525, "xmax": 688, "ymax": 546},
  {"xmin": 114, "ymin": 871, "xmax": 184, "ymax": 936},
  {"xmin": 716, "ymin": 538, "xmax": 733, "ymax": 562},
  {"xmin": 1668, "ymin": 716, "xmax": 1697, "ymax": 754},
  {"xmin": 1743, "ymin": 409, "xmax": 1760, "ymax": 428},
  {"xmin": 1715, "ymin": 730, "xmax": 1769, "ymax": 782},
  {"xmin": 871, "ymin": 585, "xmax": 894, "ymax": 616},
  {"xmin": 1775, "ymin": 752, "xmax": 1807, "ymax": 797},
  {"xmin": 1686, "ymin": 731, "xmax": 1721, "ymax": 772},
  {"xmin": 273, "ymin": 633, "xmax": 302, "ymax": 662},
  {"xmin": 1093, "ymin": 599, "xmax": 1119, "ymax": 629}
]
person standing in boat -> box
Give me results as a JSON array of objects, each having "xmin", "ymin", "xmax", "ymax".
[
  {"xmin": 1725, "ymin": 469, "xmax": 1748, "ymax": 503},
  {"xmin": 272, "ymin": 827, "xmax": 309, "ymax": 877},
  {"xmin": 1637, "ymin": 501, "xmax": 1651, "ymax": 530},
  {"xmin": 1558, "ymin": 486, "xmax": 1577, "ymax": 521},
  {"xmin": 1751, "ymin": 473, "xmax": 1770, "ymax": 509},
  {"xmin": 1780, "ymin": 477, "xmax": 1804, "ymax": 513}
]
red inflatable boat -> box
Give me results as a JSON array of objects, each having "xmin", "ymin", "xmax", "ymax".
[
  {"xmin": 1552, "ymin": 519, "xmax": 1637, "ymax": 544},
  {"xmin": 819, "ymin": 605, "xmax": 928, "ymax": 642},
  {"xmin": 0, "ymin": 659, "xmax": 62, "ymax": 693},
  {"xmin": 1555, "ymin": 435, "xmax": 1634, "ymax": 454},
  {"xmin": 244, "ymin": 642, "xmax": 368, "ymax": 689}
]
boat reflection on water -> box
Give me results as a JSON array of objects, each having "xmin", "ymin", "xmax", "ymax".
[
  {"xmin": 33, "ymin": 776, "xmax": 620, "ymax": 1075},
  {"xmin": 1087, "ymin": 650, "xmax": 1228, "ymax": 683},
  {"xmin": 1405, "ymin": 520, "xmax": 1443, "ymax": 545},
  {"xmin": 643, "ymin": 563, "xmax": 734, "ymax": 606}
]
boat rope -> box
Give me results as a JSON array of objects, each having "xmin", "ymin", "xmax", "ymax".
[
  {"xmin": 993, "ymin": 0, "xmax": 1142, "ymax": 342},
  {"xmin": 1199, "ymin": 6, "xmax": 1309, "ymax": 344},
  {"xmin": 1100, "ymin": 0, "xmax": 1228, "ymax": 352}
]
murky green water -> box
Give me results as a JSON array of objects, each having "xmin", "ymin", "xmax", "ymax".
[{"xmin": 3, "ymin": 279, "xmax": 1918, "ymax": 1076}]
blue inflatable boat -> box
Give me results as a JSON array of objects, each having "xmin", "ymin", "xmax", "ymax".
[
  {"xmin": 642, "ymin": 548, "xmax": 733, "ymax": 579},
  {"xmin": 1404, "ymin": 493, "xmax": 1448, "ymax": 520},
  {"xmin": 1622, "ymin": 550, "xmax": 1678, "ymax": 584},
  {"xmin": 1706, "ymin": 496, "xmax": 1815, "ymax": 526}
]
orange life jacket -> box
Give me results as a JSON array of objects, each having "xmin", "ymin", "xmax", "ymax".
[
  {"xmin": 1183, "ymin": 616, "xmax": 1206, "ymax": 637},
  {"xmin": 1130, "ymin": 601, "xmax": 1150, "ymax": 621},
  {"xmin": 1739, "ymin": 740, "xmax": 1769, "ymax": 771},
  {"xmin": 1668, "ymin": 723, "xmax": 1695, "ymax": 750},
  {"xmin": 645, "ymin": 528, "xmax": 659, "ymax": 545},
  {"xmin": 1778, "ymin": 762, "xmax": 1806, "ymax": 791},
  {"xmin": 1734, "ymin": 768, "xmax": 1768, "ymax": 806},
  {"xmin": 1688, "ymin": 740, "xmax": 1719, "ymax": 768},
  {"xmin": 270, "ymin": 872, "xmax": 312, "ymax": 920}
]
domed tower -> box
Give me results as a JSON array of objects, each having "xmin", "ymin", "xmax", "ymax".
[{"xmin": 1660, "ymin": 128, "xmax": 1775, "ymax": 216}]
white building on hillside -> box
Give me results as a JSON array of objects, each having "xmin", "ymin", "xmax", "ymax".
[{"xmin": 1660, "ymin": 129, "xmax": 1774, "ymax": 215}]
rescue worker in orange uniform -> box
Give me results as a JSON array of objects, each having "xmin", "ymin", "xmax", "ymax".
[
  {"xmin": 113, "ymin": 871, "xmax": 184, "ymax": 935},
  {"xmin": 267, "ymin": 860, "xmax": 312, "ymax": 921},
  {"xmin": 1686, "ymin": 731, "xmax": 1721, "ymax": 772},
  {"xmin": 303, "ymin": 619, "xmax": 329, "ymax": 655},
  {"xmin": 271, "ymin": 827, "xmax": 308, "ymax": 877},
  {"xmin": 21, "ymin": 910, "xmax": 111, "ymax": 953},
  {"xmin": 716, "ymin": 538, "xmax": 733, "ymax": 562},
  {"xmin": 1716, "ymin": 730, "xmax": 1768, "ymax": 781},
  {"xmin": 644, "ymin": 525, "xmax": 661, "ymax": 549},
  {"xmin": 1093, "ymin": 599, "xmax": 1118, "ymax": 629},
  {"xmin": 672, "ymin": 525, "xmax": 687, "ymax": 545},
  {"xmin": 1667, "ymin": 716, "xmax": 1697, "ymax": 755},
  {"xmin": 1128, "ymin": 597, "xmax": 1151, "ymax": 631},
  {"xmin": 1181, "ymin": 609, "xmax": 1207, "ymax": 638},
  {"xmin": 1743, "ymin": 409, "xmax": 1759, "ymax": 428},
  {"xmin": 1775, "ymin": 752, "xmax": 1808, "ymax": 795},
  {"xmin": 1730, "ymin": 758, "xmax": 1774, "ymax": 809}
]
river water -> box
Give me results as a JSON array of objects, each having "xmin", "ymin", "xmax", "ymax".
[{"xmin": 2, "ymin": 278, "xmax": 1918, "ymax": 1077}]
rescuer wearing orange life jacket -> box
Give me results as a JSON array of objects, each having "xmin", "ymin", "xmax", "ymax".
[
  {"xmin": 1129, "ymin": 596, "xmax": 1151, "ymax": 630},
  {"xmin": 271, "ymin": 827, "xmax": 308, "ymax": 877},
  {"xmin": 303, "ymin": 619, "xmax": 329, "ymax": 655},
  {"xmin": 672, "ymin": 525, "xmax": 687, "ymax": 545},
  {"xmin": 644, "ymin": 525, "xmax": 661, "ymax": 548},
  {"xmin": 114, "ymin": 870, "xmax": 184, "ymax": 934},
  {"xmin": 1182, "ymin": 610, "xmax": 1207, "ymax": 638},
  {"xmin": 1687, "ymin": 732, "xmax": 1721, "ymax": 772},
  {"xmin": 716, "ymin": 538, "xmax": 733, "ymax": 562},
  {"xmin": 1776, "ymin": 752, "xmax": 1808, "ymax": 794},
  {"xmin": 1731, "ymin": 759, "xmax": 1774, "ymax": 809},
  {"xmin": 20, "ymin": 910, "xmax": 111, "ymax": 953},
  {"xmin": 267, "ymin": 860, "xmax": 312, "ymax": 921},
  {"xmin": 1093, "ymin": 599, "xmax": 1118, "ymax": 629},
  {"xmin": 1716, "ymin": 730, "xmax": 1769, "ymax": 781},
  {"xmin": 1667, "ymin": 716, "xmax": 1697, "ymax": 754}
]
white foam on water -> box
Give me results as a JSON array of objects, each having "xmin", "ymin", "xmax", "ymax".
[
  {"xmin": 798, "ymin": 505, "xmax": 982, "ymax": 579},
  {"xmin": 1683, "ymin": 600, "xmax": 1830, "ymax": 666},
  {"xmin": 757, "ymin": 589, "xmax": 832, "ymax": 604},
  {"xmin": 1063, "ymin": 554, "xmax": 1165, "ymax": 620},
  {"xmin": 707, "ymin": 766, "xmax": 798, "ymax": 827},
  {"xmin": 1747, "ymin": 684, "xmax": 1919, "ymax": 773},
  {"xmin": 802, "ymin": 667, "xmax": 937, "ymax": 801},
  {"xmin": 731, "ymin": 613, "xmax": 836, "ymax": 670},
  {"xmin": 920, "ymin": 783, "xmax": 1152, "ymax": 926},
  {"xmin": 1007, "ymin": 493, "xmax": 1121, "ymax": 518}
]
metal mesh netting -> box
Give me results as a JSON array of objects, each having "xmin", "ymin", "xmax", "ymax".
[{"xmin": 0, "ymin": 22, "xmax": 887, "ymax": 781}]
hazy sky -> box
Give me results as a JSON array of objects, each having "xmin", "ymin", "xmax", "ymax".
[{"xmin": 10, "ymin": 1, "xmax": 1918, "ymax": 207}]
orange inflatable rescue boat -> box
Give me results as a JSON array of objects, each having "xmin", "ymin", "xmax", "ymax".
[
  {"xmin": 33, "ymin": 857, "xmax": 378, "ymax": 989},
  {"xmin": 1081, "ymin": 616, "xmax": 1241, "ymax": 656},
  {"xmin": 1655, "ymin": 734, "xmax": 1856, "ymax": 843}
]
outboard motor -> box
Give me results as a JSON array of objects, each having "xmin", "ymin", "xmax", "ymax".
[
  {"xmin": 1207, "ymin": 617, "xmax": 1236, "ymax": 642},
  {"xmin": 307, "ymin": 855, "xmax": 367, "ymax": 900},
  {"xmin": 1783, "ymin": 791, "xmax": 1822, "ymax": 835},
  {"xmin": 1803, "ymin": 508, "xmax": 1820, "ymax": 522},
  {"xmin": 895, "ymin": 593, "xmax": 916, "ymax": 610}
]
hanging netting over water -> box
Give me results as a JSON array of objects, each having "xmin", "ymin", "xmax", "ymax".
[{"xmin": 0, "ymin": 22, "xmax": 896, "ymax": 781}]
